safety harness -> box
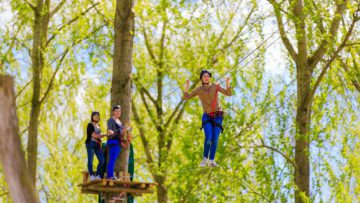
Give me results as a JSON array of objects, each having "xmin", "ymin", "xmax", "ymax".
[
  {"xmin": 200, "ymin": 84, "xmax": 224, "ymax": 133},
  {"xmin": 91, "ymin": 123, "xmax": 102, "ymax": 149},
  {"xmin": 109, "ymin": 126, "xmax": 132, "ymax": 148}
]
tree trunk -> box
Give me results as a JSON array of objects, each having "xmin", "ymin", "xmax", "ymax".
[
  {"xmin": 293, "ymin": 0, "xmax": 311, "ymax": 201},
  {"xmin": 108, "ymin": 0, "xmax": 134, "ymax": 201},
  {"xmin": 28, "ymin": 0, "xmax": 44, "ymax": 184},
  {"xmin": 27, "ymin": 0, "xmax": 50, "ymax": 185},
  {"xmin": 0, "ymin": 75, "xmax": 39, "ymax": 203},
  {"xmin": 156, "ymin": 177, "xmax": 168, "ymax": 203},
  {"xmin": 295, "ymin": 67, "xmax": 312, "ymax": 202}
]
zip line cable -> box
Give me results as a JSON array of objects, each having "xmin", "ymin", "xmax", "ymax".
[{"xmin": 163, "ymin": 19, "xmax": 290, "ymax": 99}]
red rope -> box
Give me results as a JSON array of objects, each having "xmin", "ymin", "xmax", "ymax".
[{"xmin": 209, "ymin": 84, "xmax": 220, "ymax": 117}]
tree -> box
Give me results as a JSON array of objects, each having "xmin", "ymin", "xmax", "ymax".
[
  {"xmin": 0, "ymin": 75, "xmax": 39, "ymax": 203},
  {"xmin": 24, "ymin": 0, "xmax": 99, "ymax": 184},
  {"xmin": 0, "ymin": 0, "xmax": 108, "ymax": 201},
  {"xmin": 108, "ymin": 0, "xmax": 134, "ymax": 201},
  {"xmin": 268, "ymin": 0, "xmax": 360, "ymax": 201}
]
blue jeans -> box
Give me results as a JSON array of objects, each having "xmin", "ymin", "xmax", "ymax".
[
  {"xmin": 107, "ymin": 140, "xmax": 121, "ymax": 178},
  {"xmin": 202, "ymin": 113, "xmax": 223, "ymax": 160},
  {"xmin": 86, "ymin": 141, "xmax": 105, "ymax": 178}
]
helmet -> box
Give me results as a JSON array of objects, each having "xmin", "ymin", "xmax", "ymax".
[
  {"xmin": 112, "ymin": 105, "xmax": 121, "ymax": 111},
  {"xmin": 199, "ymin": 70, "xmax": 212, "ymax": 80}
]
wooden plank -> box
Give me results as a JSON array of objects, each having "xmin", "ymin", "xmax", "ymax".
[
  {"xmin": 81, "ymin": 188, "xmax": 146, "ymax": 197},
  {"xmin": 102, "ymin": 179, "xmax": 157, "ymax": 186},
  {"xmin": 82, "ymin": 179, "xmax": 157, "ymax": 187},
  {"xmin": 79, "ymin": 179, "xmax": 157, "ymax": 197},
  {"xmin": 78, "ymin": 179, "xmax": 103, "ymax": 187},
  {"xmin": 88, "ymin": 186, "xmax": 154, "ymax": 194},
  {"xmin": 81, "ymin": 189, "xmax": 99, "ymax": 195}
]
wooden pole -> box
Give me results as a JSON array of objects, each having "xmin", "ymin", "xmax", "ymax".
[{"xmin": 0, "ymin": 75, "xmax": 39, "ymax": 203}]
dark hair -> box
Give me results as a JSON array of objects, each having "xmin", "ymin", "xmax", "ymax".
[
  {"xmin": 199, "ymin": 70, "xmax": 212, "ymax": 80},
  {"xmin": 112, "ymin": 105, "xmax": 121, "ymax": 111},
  {"xmin": 91, "ymin": 111, "xmax": 100, "ymax": 122}
]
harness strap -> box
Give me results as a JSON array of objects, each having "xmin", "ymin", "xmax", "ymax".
[
  {"xmin": 200, "ymin": 118, "xmax": 224, "ymax": 133},
  {"xmin": 112, "ymin": 130, "xmax": 132, "ymax": 148},
  {"xmin": 201, "ymin": 84, "xmax": 224, "ymax": 132},
  {"xmin": 91, "ymin": 138, "xmax": 101, "ymax": 144}
]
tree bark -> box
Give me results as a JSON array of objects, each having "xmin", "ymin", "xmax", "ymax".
[
  {"xmin": 28, "ymin": 0, "xmax": 48, "ymax": 184},
  {"xmin": 108, "ymin": 0, "xmax": 134, "ymax": 201},
  {"xmin": 156, "ymin": 177, "xmax": 168, "ymax": 203},
  {"xmin": 295, "ymin": 68, "xmax": 311, "ymax": 202},
  {"xmin": 293, "ymin": 0, "xmax": 311, "ymax": 201},
  {"xmin": 0, "ymin": 75, "xmax": 39, "ymax": 203}
]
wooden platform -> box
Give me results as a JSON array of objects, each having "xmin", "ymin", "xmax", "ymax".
[{"xmin": 78, "ymin": 171, "xmax": 157, "ymax": 197}]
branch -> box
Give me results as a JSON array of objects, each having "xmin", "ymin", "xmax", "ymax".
[
  {"xmin": 311, "ymin": 0, "xmax": 325, "ymax": 34},
  {"xmin": 25, "ymin": 0, "xmax": 36, "ymax": 11},
  {"xmin": 164, "ymin": 99, "xmax": 185, "ymax": 129},
  {"xmin": 41, "ymin": 23, "xmax": 106, "ymax": 104},
  {"xmin": 139, "ymin": 89, "xmax": 158, "ymax": 128},
  {"xmin": 140, "ymin": 19, "xmax": 159, "ymax": 65},
  {"xmin": 260, "ymin": 139, "xmax": 296, "ymax": 168},
  {"xmin": 305, "ymin": 15, "xmax": 358, "ymax": 106},
  {"xmin": 17, "ymin": 100, "xmax": 31, "ymax": 109},
  {"xmin": 268, "ymin": 0, "xmax": 298, "ymax": 61},
  {"xmin": 15, "ymin": 80, "xmax": 32, "ymax": 99},
  {"xmin": 140, "ymin": 87, "xmax": 157, "ymax": 105},
  {"xmin": 341, "ymin": 59, "xmax": 360, "ymax": 93},
  {"xmin": 38, "ymin": 174, "xmax": 49, "ymax": 202},
  {"xmin": 21, "ymin": 126, "xmax": 29, "ymax": 135},
  {"xmin": 159, "ymin": 19, "xmax": 168, "ymax": 67},
  {"xmin": 344, "ymin": 42, "xmax": 360, "ymax": 47},
  {"xmin": 207, "ymin": 6, "xmax": 255, "ymax": 68},
  {"xmin": 234, "ymin": 141, "xmax": 297, "ymax": 172},
  {"xmin": 0, "ymin": 23, "xmax": 24, "ymax": 68},
  {"xmin": 214, "ymin": 2, "xmax": 244, "ymax": 51},
  {"xmin": 90, "ymin": 0, "xmax": 112, "ymax": 25},
  {"xmin": 309, "ymin": 0, "xmax": 348, "ymax": 69},
  {"xmin": 166, "ymin": 102, "xmax": 186, "ymax": 150},
  {"xmin": 46, "ymin": 2, "xmax": 99, "ymax": 46},
  {"xmin": 220, "ymin": 6, "xmax": 255, "ymax": 52},
  {"xmin": 49, "ymin": 0, "xmax": 66, "ymax": 18},
  {"xmin": 14, "ymin": 36, "xmax": 31, "ymax": 57},
  {"xmin": 39, "ymin": 49, "xmax": 69, "ymax": 104}
]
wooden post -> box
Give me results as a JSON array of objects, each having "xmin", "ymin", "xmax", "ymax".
[{"xmin": 0, "ymin": 75, "xmax": 39, "ymax": 203}]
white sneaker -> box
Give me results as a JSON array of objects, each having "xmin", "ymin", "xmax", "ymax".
[
  {"xmin": 95, "ymin": 175, "xmax": 101, "ymax": 180},
  {"xmin": 209, "ymin": 160, "xmax": 219, "ymax": 167},
  {"xmin": 199, "ymin": 158, "xmax": 208, "ymax": 167},
  {"xmin": 90, "ymin": 175, "xmax": 96, "ymax": 181}
]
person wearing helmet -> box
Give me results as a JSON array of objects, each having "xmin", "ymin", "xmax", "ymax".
[
  {"xmin": 183, "ymin": 70, "xmax": 232, "ymax": 167},
  {"xmin": 106, "ymin": 105, "xmax": 124, "ymax": 180},
  {"xmin": 86, "ymin": 111, "xmax": 107, "ymax": 180}
]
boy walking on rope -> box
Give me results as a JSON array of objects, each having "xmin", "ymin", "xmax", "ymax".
[{"xmin": 183, "ymin": 70, "xmax": 232, "ymax": 167}]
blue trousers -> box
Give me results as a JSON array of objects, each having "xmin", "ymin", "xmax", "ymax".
[
  {"xmin": 107, "ymin": 140, "xmax": 121, "ymax": 178},
  {"xmin": 86, "ymin": 141, "xmax": 105, "ymax": 178},
  {"xmin": 202, "ymin": 113, "xmax": 223, "ymax": 160}
]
